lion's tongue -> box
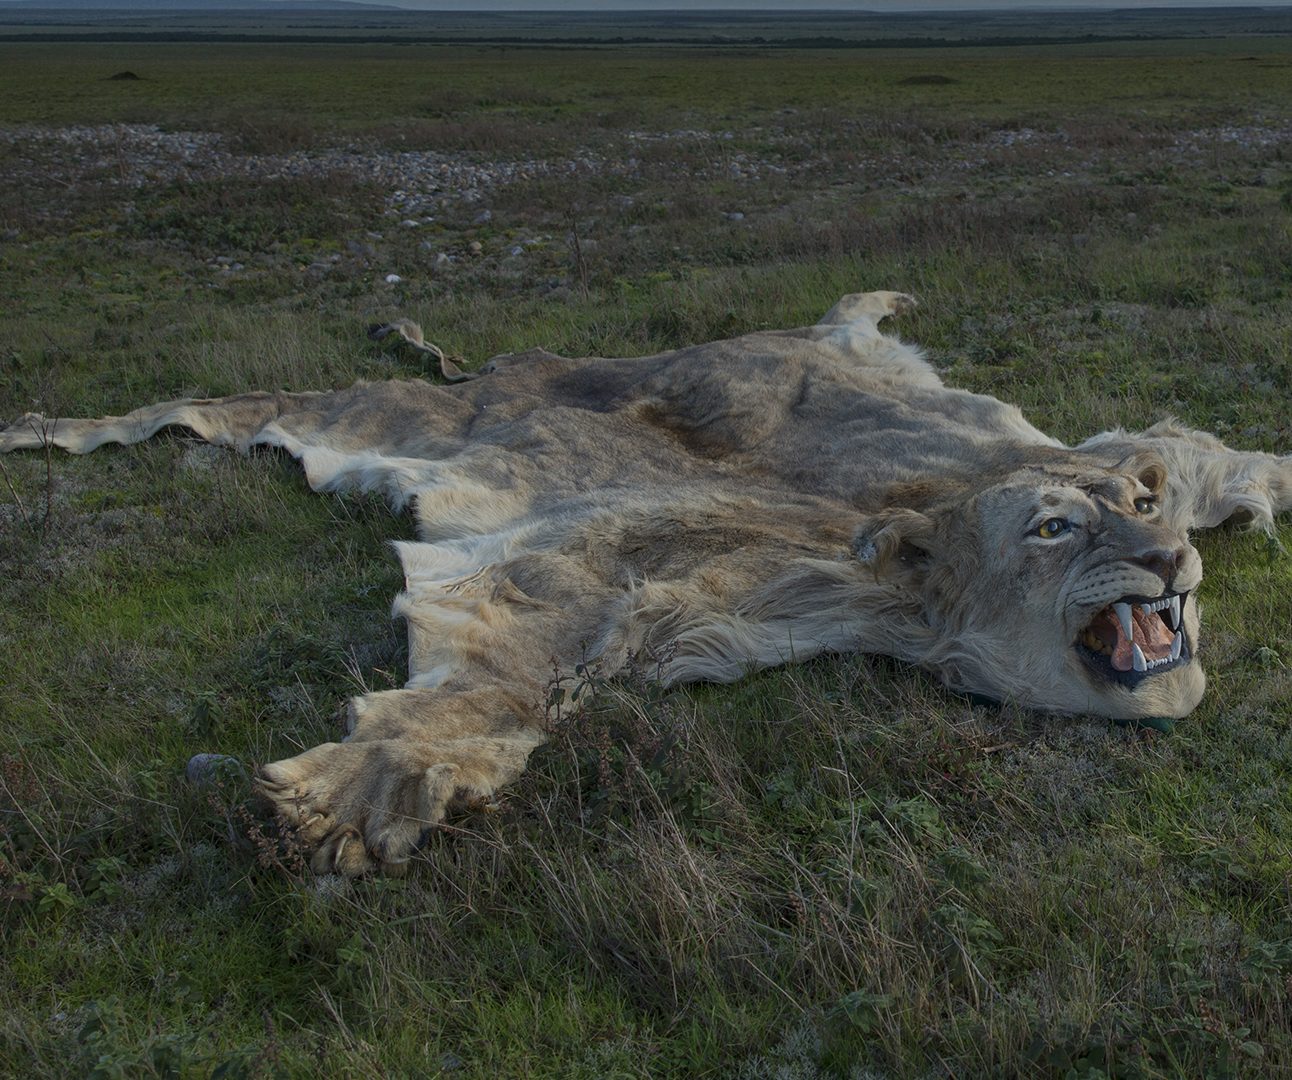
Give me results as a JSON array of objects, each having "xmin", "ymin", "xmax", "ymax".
[{"xmin": 1109, "ymin": 605, "xmax": 1175, "ymax": 672}]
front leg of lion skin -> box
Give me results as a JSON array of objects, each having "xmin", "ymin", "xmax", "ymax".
[
  {"xmin": 1080, "ymin": 420, "xmax": 1292, "ymax": 533},
  {"xmin": 258, "ymin": 545, "xmax": 630, "ymax": 875},
  {"xmin": 258, "ymin": 686, "xmax": 545, "ymax": 875}
]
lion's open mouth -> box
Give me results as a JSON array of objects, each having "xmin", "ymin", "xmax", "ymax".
[{"xmin": 1076, "ymin": 592, "xmax": 1190, "ymax": 684}]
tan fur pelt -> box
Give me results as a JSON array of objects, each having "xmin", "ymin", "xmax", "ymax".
[{"xmin": 5, "ymin": 291, "xmax": 1289, "ymax": 874}]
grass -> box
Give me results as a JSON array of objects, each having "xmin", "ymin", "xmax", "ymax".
[{"xmin": 2, "ymin": 31, "xmax": 1292, "ymax": 1079}]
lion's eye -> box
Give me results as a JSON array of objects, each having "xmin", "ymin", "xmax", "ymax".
[
  {"xmin": 1036, "ymin": 518, "xmax": 1069, "ymax": 539},
  {"xmin": 1134, "ymin": 496, "xmax": 1156, "ymax": 514}
]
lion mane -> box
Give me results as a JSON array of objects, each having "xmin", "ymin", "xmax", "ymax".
[{"xmin": 4, "ymin": 290, "xmax": 1290, "ymax": 875}]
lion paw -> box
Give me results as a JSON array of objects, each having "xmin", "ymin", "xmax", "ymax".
[
  {"xmin": 0, "ymin": 414, "xmax": 47, "ymax": 452},
  {"xmin": 862, "ymin": 290, "xmax": 918, "ymax": 319},
  {"xmin": 818, "ymin": 290, "xmax": 918, "ymax": 330},
  {"xmin": 256, "ymin": 740, "xmax": 468, "ymax": 875},
  {"xmin": 255, "ymin": 728, "xmax": 541, "ymax": 875}
]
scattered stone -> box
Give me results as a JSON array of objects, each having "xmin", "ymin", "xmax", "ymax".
[
  {"xmin": 186, "ymin": 753, "xmax": 243, "ymax": 786},
  {"xmin": 434, "ymin": 252, "xmax": 451, "ymax": 267},
  {"xmin": 401, "ymin": 219, "xmax": 420, "ymax": 228},
  {"xmin": 509, "ymin": 245, "xmax": 524, "ymax": 256},
  {"xmin": 898, "ymin": 74, "xmax": 959, "ymax": 86},
  {"xmin": 384, "ymin": 273, "xmax": 403, "ymax": 284},
  {"xmin": 179, "ymin": 444, "xmax": 224, "ymax": 473},
  {"xmin": 468, "ymin": 240, "xmax": 483, "ymax": 255},
  {"xmin": 6, "ymin": 119, "xmax": 1284, "ymax": 284}
]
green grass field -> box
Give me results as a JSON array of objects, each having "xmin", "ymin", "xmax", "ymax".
[{"xmin": 2, "ymin": 31, "xmax": 1292, "ymax": 1078}]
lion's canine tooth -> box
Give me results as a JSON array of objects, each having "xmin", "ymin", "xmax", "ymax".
[
  {"xmin": 1132, "ymin": 643, "xmax": 1147, "ymax": 672},
  {"xmin": 1167, "ymin": 594, "xmax": 1181, "ymax": 630},
  {"xmin": 1114, "ymin": 602, "xmax": 1134, "ymax": 642},
  {"xmin": 1171, "ymin": 631, "xmax": 1182, "ymax": 661}
]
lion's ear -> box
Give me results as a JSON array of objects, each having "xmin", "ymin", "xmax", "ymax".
[
  {"xmin": 1119, "ymin": 449, "xmax": 1167, "ymax": 495},
  {"xmin": 851, "ymin": 508, "xmax": 938, "ymax": 584}
]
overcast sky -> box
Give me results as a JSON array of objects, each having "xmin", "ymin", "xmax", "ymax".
[{"xmin": 367, "ymin": 1, "xmax": 1292, "ymax": 8}]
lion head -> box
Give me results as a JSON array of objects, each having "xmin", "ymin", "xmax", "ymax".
[{"xmin": 857, "ymin": 450, "xmax": 1206, "ymax": 720}]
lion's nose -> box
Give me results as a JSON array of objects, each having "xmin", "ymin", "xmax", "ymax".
[{"xmin": 1131, "ymin": 545, "xmax": 1187, "ymax": 583}]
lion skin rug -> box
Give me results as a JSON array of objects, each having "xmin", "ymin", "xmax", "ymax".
[{"xmin": 4, "ymin": 290, "xmax": 1290, "ymax": 874}]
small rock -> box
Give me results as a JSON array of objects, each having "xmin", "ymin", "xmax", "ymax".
[
  {"xmin": 472, "ymin": 209, "xmax": 493, "ymax": 225},
  {"xmin": 186, "ymin": 753, "xmax": 243, "ymax": 786},
  {"xmin": 401, "ymin": 219, "xmax": 420, "ymax": 228},
  {"xmin": 346, "ymin": 240, "xmax": 375, "ymax": 258},
  {"xmin": 434, "ymin": 252, "xmax": 451, "ymax": 267},
  {"xmin": 180, "ymin": 444, "xmax": 223, "ymax": 473},
  {"xmin": 725, "ymin": 211, "xmax": 745, "ymax": 221},
  {"xmin": 468, "ymin": 240, "xmax": 483, "ymax": 255},
  {"xmin": 509, "ymin": 245, "xmax": 524, "ymax": 256},
  {"xmin": 384, "ymin": 273, "xmax": 403, "ymax": 284}
]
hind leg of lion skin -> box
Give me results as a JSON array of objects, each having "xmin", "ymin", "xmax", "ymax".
[
  {"xmin": 817, "ymin": 289, "xmax": 917, "ymax": 332},
  {"xmin": 257, "ymin": 686, "xmax": 546, "ymax": 875},
  {"xmin": 0, "ymin": 390, "xmax": 323, "ymax": 455}
]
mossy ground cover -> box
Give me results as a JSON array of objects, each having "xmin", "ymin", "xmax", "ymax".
[{"xmin": 2, "ymin": 37, "xmax": 1292, "ymax": 1079}]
